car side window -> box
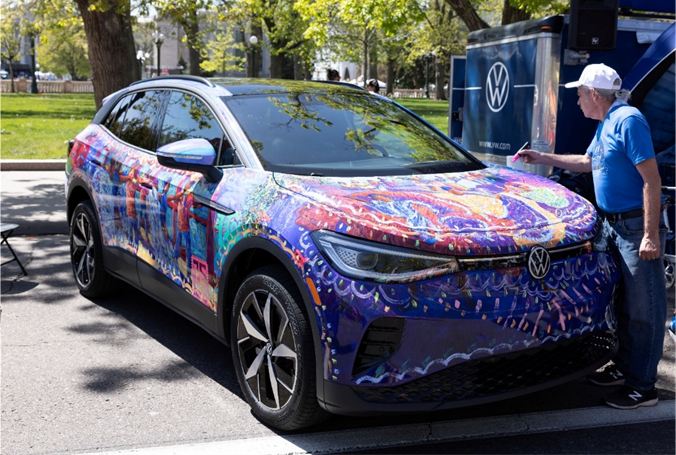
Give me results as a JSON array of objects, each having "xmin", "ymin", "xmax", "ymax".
[
  {"xmin": 118, "ymin": 90, "xmax": 164, "ymax": 151},
  {"xmin": 160, "ymin": 91, "xmax": 233, "ymax": 164},
  {"xmin": 102, "ymin": 95, "xmax": 131, "ymax": 137}
]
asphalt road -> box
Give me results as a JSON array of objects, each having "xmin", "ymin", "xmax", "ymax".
[{"xmin": 1, "ymin": 171, "xmax": 675, "ymax": 455}]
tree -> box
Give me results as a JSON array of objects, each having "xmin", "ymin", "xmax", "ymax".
[
  {"xmin": 296, "ymin": 0, "xmax": 423, "ymax": 81},
  {"xmin": 31, "ymin": 0, "xmax": 143, "ymax": 108},
  {"xmin": 37, "ymin": 21, "xmax": 90, "ymax": 79},
  {"xmin": 74, "ymin": 0, "xmax": 139, "ymax": 108},
  {"xmin": 200, "ymin": 18, "xmax": 246, "ymax": 76},
  {"xmin": 155, "ymin": 0, "xmax": 211, "ymax": 75},
  {"xmin": 444, "ymin": 0, "xmax": 567, "ymax": 31},
  {"xmin": 219, "ymin": 0, "xmax": 313, "ymax": 79},
  {"xmin": 1, "ymin": 6, "xmax": 23, "ymax": 93},
  {"xmin": 407, "ymin": 0, "xmax": 467, "ymax": 99}
]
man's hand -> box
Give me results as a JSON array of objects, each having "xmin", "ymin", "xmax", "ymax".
[
  {"xmin": 517, "ymin": 149, "xmax": 544, "ymax": 165},
  {"xmin": 639, "ymin": 234, "xmax": 661, "ymax": 261}
]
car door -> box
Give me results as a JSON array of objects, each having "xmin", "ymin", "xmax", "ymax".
[
  {"xmin": 95, "ymin": 89, "xmax": 166, "ymax": 285},
  {"xmin": 138, "ymin": 89, "xmax": 230, "ymax": 318}
]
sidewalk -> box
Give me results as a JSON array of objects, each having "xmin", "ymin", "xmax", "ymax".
[
  {"xmin": 0, "ymin": 159, "xmax": 66, "ymax": 171},
  {"xmin": 1, "ymin": 170, "xmax": 68, "ymax": 236}
]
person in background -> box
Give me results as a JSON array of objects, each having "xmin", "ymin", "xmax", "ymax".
[
  {"xmin": 365, "ymin": 79, "xmax": 380, "ymax": 93},
  {"xmin": 327, "ymin": 69, "xmax": 340, "ymax": 81},
  {"xmin": 518, "ymin": 63, "xmax": 667, "ymax": 410}
]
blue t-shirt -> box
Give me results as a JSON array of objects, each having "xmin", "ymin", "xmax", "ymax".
[{"xmin": 586, "ymin": 100, "xmax": 656, "ymax": 213}]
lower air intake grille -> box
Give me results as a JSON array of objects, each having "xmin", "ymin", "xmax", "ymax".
[{"xmin": 352, "ymin": 331, "xmax": 616, "ymax": 404}]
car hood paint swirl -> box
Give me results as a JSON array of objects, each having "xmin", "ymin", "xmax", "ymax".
[{"xmin": 275, "ymin": 166, "xmax": 598, "ymax": 256}]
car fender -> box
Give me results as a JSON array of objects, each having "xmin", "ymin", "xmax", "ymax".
[{"xmin": 216, "ymin": 235, "xmax": 327, "ymax": 401}]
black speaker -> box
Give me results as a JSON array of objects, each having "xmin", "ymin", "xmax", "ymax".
[{"xmin": 568, "ymin": 0, "xmax": 619, "ymax": 51}]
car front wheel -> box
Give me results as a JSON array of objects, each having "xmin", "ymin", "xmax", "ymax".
[
  {"xmin": 70, "ymin": 200, "xmax": 117, "ymax": 298},
  {"xmin": 231, "ymin": 265, "xmax": 329, "ymax": 430}
]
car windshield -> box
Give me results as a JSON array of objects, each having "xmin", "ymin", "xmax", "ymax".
[{"xmin": 221, "ymin": 90, "xmax": 483, "ymax": 177}]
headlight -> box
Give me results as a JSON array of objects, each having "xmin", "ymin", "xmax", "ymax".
[{"xmin": 311, "ymin": 230, "xmax": 459, "ymax": 283}]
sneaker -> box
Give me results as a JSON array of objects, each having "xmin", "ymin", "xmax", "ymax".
[
  {"xmin": 669, "ymin": 314, "xmax": 676, "ymax": 342},
  {"xmin": 588, "ymin": 365, "xmax": 625, "ymax": 386},
  {"xmin": 605, "ymin": 385, "xmax": 658, "ymax": 410}
]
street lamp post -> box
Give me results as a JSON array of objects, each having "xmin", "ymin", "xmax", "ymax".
[
  {"xmin": 154, "ymin": 32, "xmax": 164, "ymax": 77},
  {"xmin": 30, "ymin": 34, "xmax": 38, "ymax": 94},
  {"xmin": 136, "ymin": 51, "xmax": 150, "ymax": 80},
  {"xmin": 424, "ymin": 54, "xmax": 430, "ymax": 99},
  {"xmin": 248, "ymin": 35, "xmax": 258, "ymax": 78}
]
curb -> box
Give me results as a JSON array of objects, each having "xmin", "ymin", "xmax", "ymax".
[{"xmin": 0, "ymin": 159, "xmax": 66, "ymax": 171}]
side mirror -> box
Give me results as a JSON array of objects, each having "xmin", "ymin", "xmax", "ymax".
[{"xmin": 157, "ymin": 138, "xmax": 223, "ymax": 183}]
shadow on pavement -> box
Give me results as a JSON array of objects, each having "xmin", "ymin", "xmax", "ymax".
[{"xmin": 77, "ymin": 284, "xmax": 244, "ymax": 399}]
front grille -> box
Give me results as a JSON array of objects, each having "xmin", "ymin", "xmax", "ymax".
[
  {"xmin": 458, "ymin": 241, "xmax": 592, "ymax": 272},
  {"xmin": 352, "ymin": 331, "xmax": 616, "ymax": 404}
]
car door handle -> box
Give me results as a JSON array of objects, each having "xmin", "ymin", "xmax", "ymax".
[
  {"xmin": 91, "ymin": 159, "xmax": 102, "ymax": 166},
  {"xmin": 140, "ymin": 181, "xmax": 153, "ymax": 189}
]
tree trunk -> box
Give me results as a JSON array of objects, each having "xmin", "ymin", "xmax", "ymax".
[
  {"xmin": 303, "ymin": 60, "xmax": 312, "ymax": 80},
  {"xmin": 443, "ymin": 0, "xmax": 490, "ymax": 31},
  {"xmin": 9, "ymin": 61, "xmax": 15, "ymax": 93},
  {"xmin": 76, "ymin": 0, "xmax": 136, "ymax": 109},
  {"xmin": 362, "ymin": 27, "xmax": 369, "ymax": 83},
  {"xmin": 186, "ymin": 17, "xmax": 201, "ymax": 76},
  {"xmin": 502, "ymin": 0, "xmax": 530, "ymax": 25},
  {"xmin": 386, "ymin": 55, "xmax": 395, "ymax": 96},
  {"xmin": 269, "ymin": 53, "xmax": 284, "ymax": 79},
  {"xmin": 293, "ymin": 54, "xmax": 304, "ymax": 80},
  {"xmin": 435, "ymin": 60, "xmax": 446, "ymax": 100},
  {"xmin": 369, "ymin": 43, "xmax": 378, "ymax": 81}
]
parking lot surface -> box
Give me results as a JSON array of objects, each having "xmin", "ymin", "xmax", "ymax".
[{"xmin": 1, "ymin": 171, "xmax": 674, "ymax": 455}]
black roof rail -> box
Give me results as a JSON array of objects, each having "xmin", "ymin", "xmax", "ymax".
[{"xmin": 131, "ymin": 75, "xmax": 216, "ymax": 88}]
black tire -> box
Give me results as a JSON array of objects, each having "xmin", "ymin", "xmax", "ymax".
[
  {"xmin": 231, "ymin": 265, "xmax": 329, "ymax": 430},
  {"xmin": 69, "ymin": 200, "xmax": 118, "ymax": 298}
]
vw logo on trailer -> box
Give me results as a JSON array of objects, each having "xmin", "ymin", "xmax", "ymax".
[
  {"xmin": 527, "ymin": 245, "xmax": 551, "ymax": 279},
  {"xmin": 486, "ymin": 62, "xmax": 510, "ymax": 112}
]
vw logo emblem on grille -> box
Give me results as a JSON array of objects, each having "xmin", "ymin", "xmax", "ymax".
[
  {"xmin": 486, "ymin": 62, "xmax": 510, "ymax": 113},
  {"xmin": 527, "ymin": 245, "xmax": 550, "ymax": 279}
]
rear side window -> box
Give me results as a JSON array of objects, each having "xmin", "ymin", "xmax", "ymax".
[
  {"xmin": 159, "ymin": 91, "xmax": 224, "ymax": 156},
  {"xmin": 101, "ymin": 95, "xmax": 131, "ymax": 136},
  {"xmin": 118, "ymin": 90, "xmax": 164, "ymax": 151}
]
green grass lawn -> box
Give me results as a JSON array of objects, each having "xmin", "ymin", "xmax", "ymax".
[
  {"xmin": 396, "ymin": 98, "xmax": 450, "ymax": 132},
  {"xmin": 1, "ymin": 93, "xmax": 96, "ymax": 160},
  {"xmin": 0, "ymin": 93, "xmax": 450, "ymax": 160}
]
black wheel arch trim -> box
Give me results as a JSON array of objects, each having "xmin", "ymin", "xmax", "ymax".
[
  {"xmin": 66, "ymin": 176, "xmax": 96, "ymax": 222},
  {"xmin": 217, "ymin": 235, "xmax": 327, "ymax": 405}
]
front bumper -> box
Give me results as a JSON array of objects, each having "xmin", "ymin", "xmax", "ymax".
[
  {"xmin": 307, "ymin": 249, "xmax": 619, "ymax": 383},
  {"xmin": 319, "ymin": 330, "xmax": 617, "ymax": 415}
]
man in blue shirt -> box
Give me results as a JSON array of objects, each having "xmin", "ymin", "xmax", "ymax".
[{"xmin": 518, "ymin": 63, "xmax": 667, "ymax": 410}]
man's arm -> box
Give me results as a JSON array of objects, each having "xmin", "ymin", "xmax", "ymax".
[
  {"xmin": 517, "ymin": 150, "xmax": 592, "ymax": 173},
  {"xmin": 635, "ymin": 157, "xmax": 663, "ymax": 261}
]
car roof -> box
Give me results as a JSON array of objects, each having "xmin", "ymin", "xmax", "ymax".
[{"xmin": 129, "ymin": 76, "xmax": 367, "ymax": 97}]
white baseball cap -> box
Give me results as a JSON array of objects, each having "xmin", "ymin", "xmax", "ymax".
[{"xmin": 564, "ymin": 63, "xmax": 622, "ymax": 90}]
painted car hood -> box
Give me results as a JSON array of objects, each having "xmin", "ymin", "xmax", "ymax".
[{"xmin": 274, "ymin": 166, "xmax": 598, "ymax": 256}]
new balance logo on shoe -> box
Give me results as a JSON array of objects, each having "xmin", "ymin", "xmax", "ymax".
[
  {"xmin": 587, "ymin": 365, "xmax": 625, "ymax": 386},
  {"xmin": 628, "ymin": 390, "xmax": 643, "ymax": 401},
  {"xmin": 606, "ymin": 386, "xmax": 659, "ymax": 410}
]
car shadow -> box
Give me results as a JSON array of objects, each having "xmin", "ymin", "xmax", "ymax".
[{"xmin": 81, "ymin": 284, "xmax": 244, "ymax": 400}]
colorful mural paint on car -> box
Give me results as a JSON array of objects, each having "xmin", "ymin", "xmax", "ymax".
[
  {"xmin": 275, "ymin": 168, "xmax": 598, "ymax": 256},
  {"xmin": 71, "ymin": 124, "xmax": 618, "ymax": 388}
]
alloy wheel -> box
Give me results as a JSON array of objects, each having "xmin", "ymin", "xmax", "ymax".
[
  {"xmin": 71, "ymin": 212, "xmax": 95, "ymax": 288},
  {"xmin": 665, "ymin": 259, "xmax": 675, "ymax": 289},
  {"xmin": 236, "ymin": 290, "xmax": 298, "ymax": 410}
]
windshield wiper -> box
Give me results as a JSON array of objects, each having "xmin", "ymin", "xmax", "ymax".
[{"xmin": 404, "ymin": 160, "xmax": 473, "ymax": 172}]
